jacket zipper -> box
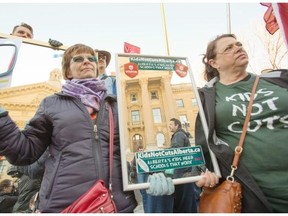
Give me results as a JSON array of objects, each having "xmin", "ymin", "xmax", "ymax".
[
  {"xmin": 92, "ymin": 110, "xmax": 104, "ymax": 180},
  {"xmin": 69, "ymin": 96, "xmax": 103, "ymax": 180},
  {"xmin": 94, "ymin": 124, "xmax": 98, "ymax": 140}
]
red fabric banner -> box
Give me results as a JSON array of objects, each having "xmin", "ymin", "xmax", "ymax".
[
  {"xmin": 273, "ymin": 3, "xmax": 288, "ymax": 47},
  {"xmin": 124, "ymin": 42, "xmax": 140, "ymax": 54},
  {"xmin": 261, "ymin": 3, "xmax": 288, "ymax": 47}
]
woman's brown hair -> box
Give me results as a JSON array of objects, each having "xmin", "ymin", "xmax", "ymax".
[{"xmin": 202, "ymin": 34, "xmax": 236, "ymax": 81}]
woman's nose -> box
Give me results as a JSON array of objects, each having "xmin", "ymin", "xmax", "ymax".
[{"xmin": 234, "ymin": 45, "xmax": 244, "ymax": 53}]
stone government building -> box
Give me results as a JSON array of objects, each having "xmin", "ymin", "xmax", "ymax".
[
  {"xmin": 0, "ymin": 67, "xmax": 199, "ymax": 179},
  {"xmin": 0, "ymin": 69, "xmax": 62, "ymax": 179},
  {"xmin": 117, "ymin": 56, "xmax": 199, "ymax": 162}
]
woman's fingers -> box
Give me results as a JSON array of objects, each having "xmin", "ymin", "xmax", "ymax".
[{"xmin": 195, "ymin": 169, "xmax": 219, "ymax": 188}]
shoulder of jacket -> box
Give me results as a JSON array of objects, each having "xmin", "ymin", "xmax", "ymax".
[
  {"xmin": 40, "ymin": 93, "xmax": 61, "ymax": 104},
  {"xmin": 204, "ymin": 76, "xmax": 218, "ymax": 88},
  {"xmin": 175, "ymin": 129, "xmax": 185, "ymax": 136},
  {"xmin": 260, "ymin": 69, "xmax": 288, "ymax": 78}
]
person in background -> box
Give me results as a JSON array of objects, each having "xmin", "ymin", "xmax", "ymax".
[
  {"xmin": 10, "ymin": 22, "xmax": 33, "ymax": 39},
  {"xmin": 10, "ymin": 22, "xmax": 62, "ymax": 48},
  {"xmin": 0, "ymin": 43, "xmax": 136, "ymax": 212},
  {"xmin": 130, "ymin": 122, "xmax": 214, "ymax": 213},
  {"xmin": 7, "ymin": 165, "xmax": 42, "ymax": 213},
  {"xmin": 169, "ymin": 118, "xmax": 197, "ymax": 213},
  {"xmin": 95, "ymin": 49, "xmax": 116, "ymax": 95},
  {"xmin": 0, "ymin": 179, "xmax": 18, "ymax": 213},
  {"xmin": 195, "ymin": 33, "xmax": 288, "ymax": 212},
  {"xmin": 131, "ymin": 146, "xmax": 174, "ymax": 213}
]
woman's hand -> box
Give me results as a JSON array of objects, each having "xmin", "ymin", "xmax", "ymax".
[
  {"xmin": 195, "ymin": 169, "xmax": 219, "ymax": 188},
  {"xmin": 146, "ymin": 173, "xmax": 175, "ymax": 195}
]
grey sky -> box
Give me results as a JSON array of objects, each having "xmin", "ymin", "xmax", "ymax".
[{"xmin": 0, "ymin": 2, "xmax": 274, "ymax": 86}]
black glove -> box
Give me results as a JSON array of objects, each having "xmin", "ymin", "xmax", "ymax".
[{"xmin": 48, "ymin": 38, "xmax": 63, "ymax": 48}]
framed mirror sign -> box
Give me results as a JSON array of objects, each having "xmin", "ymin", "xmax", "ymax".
[
  {"xmin": 0, "ymin": 33, "xmax": 66, "ymax": 88},
  {"xmin": 115, "ymin": 53, "xmax": 220, "ymax": 191}
]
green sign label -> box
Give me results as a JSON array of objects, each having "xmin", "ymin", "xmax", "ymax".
[
  {"xmin": 136, "ymin": 146, "xmax": 205, "ymax": 174},
  {"xmin": 129, "ymin": 57, "xmax": 181, "ymax": 71}
]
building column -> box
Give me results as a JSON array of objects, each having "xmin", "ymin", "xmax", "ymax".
[
  {"xmin": 161, "ymin": 74, "xmax": 176, "ymax": 120},
  {"xmin": 140, "ymin": 78, "xmax": 154, "ymax": 147}
]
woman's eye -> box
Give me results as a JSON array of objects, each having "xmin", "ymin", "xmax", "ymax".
[
  {"xmin": 236, "ymin": 42, "xmax": 243, "ymax": 47},
  {"xmin": 73, "ymin": 57, "xmax": 84, "ymax": 62},
  {"xmin": 225, "ymin": 46, "xmax": 232, "ymax": 51},
  {"xmin": 87, "ymin": 57, "xmax": 97, "ymax": 62}
]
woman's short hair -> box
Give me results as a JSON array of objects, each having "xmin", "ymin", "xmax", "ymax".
[{"xmin": 62, "ymin": 44, "xmax": 97, "ymax": 80}]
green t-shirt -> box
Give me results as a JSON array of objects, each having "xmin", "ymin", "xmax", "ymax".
[{"xmin": 215, "ymin": 75, "xmax": 288, "ymax": 212}]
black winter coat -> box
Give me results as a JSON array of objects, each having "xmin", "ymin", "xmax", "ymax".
[
  {"xmin": 0, "ymin": 193, "xmax": 18, "ymax": 213},
  {"xmin": 12, "ymin": 174, "xmax": 41, "ymax": 212},
  {"xmin": 170, "ymin": 128, "xmax": 191, "ymax": 178},
  {"xmin": 195, "ymin": 70, "xmax": 288, "ymax": 213},
  {"xmin": 0, "ymin": 93, "xmax": 136, "ymax": 213}
]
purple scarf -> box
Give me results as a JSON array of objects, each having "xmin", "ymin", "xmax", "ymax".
[{"xmin": 62, "ymin": 78, "xmax": 107, "ymax": 114}]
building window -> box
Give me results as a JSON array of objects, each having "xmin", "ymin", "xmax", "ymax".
[
  {"xmin": 152, "ymin": 108, "xmax": 162, "ymax": 123},
  {"xmin": 179, "ymin": 115, "xmax": 188, "ymax": 124},
  {"xmin": 156, "ymin": 133, "xmax": 165, "ymax": 147},
  {"xmin": 130, "ymin": 93, "xmax": 137, "ymax": 102},
  {"xmin": 151, "ymin": 91, "xmax": 158, "ymax": 100},
  {"xmin": 176, "ymin": 99, "xmax": 184, "ymax": 107},
  {"xmin": 192, "ymin": 98, "xmax": 197, "ymax": 106},
  {"xmin": 131, "ymin": 110, "xmax": 140, "ymax": 125},
  {"xmin": 132, "ymin": 134, "xmax": 143, "ymax": 152},
  {"xmin": 179, "ymin": 115, "xmax": 190, "ymax": 133}
]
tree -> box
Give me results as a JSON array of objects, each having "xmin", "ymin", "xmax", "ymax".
[
  {"xmin": 259, "ymin": 26, "xmax": 288, "ymax": 70},
  {"xmin": 238, "ymin": 20, "xmax": 288, "ymax": 73}
]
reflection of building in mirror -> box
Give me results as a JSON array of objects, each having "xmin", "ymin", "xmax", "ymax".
[{"xmin": 118, "ymin": 56, "xmax": 199, "ymax": 162}]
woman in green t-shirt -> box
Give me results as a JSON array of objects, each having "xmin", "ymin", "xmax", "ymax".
[{"xmin": 196, "ymin": 33, "xmax": 288, "ymax": 213}]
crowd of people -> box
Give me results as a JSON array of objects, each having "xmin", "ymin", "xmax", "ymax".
[
  {"xmin": 0, "ymin": 179, "xmax": 18, "ymax": 213},
  {"xmin": 0, "ymin": 22, "xmax": 287, "ymax": 213},
  {"xmin": 0, "ymin": 176, "xmax": 39, "ymax": 213}
]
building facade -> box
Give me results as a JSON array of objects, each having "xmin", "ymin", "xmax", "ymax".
[
  {"xmin": 117, "ymin": 56, "xmax": 199, "ymax": 162},
  {"xmin": 0, "ymin": 69, "xmax": 62, "ymax": 180}
]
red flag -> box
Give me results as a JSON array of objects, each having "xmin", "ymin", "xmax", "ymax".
[
  {"xmin": 260, "ymin": 3, "xmax": 279, "ymax": 34},
  {"xmin": 261, "ymin": 3, "xmax": 288, "ymax": 47},
  {"xmin": 124, "ymin": 42, "xmax": 140, "ymax": 54},
  {"xmin": 272, "ymin": 3, "xmax": 288, "ymax": 48}
]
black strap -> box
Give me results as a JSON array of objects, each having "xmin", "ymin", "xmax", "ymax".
[{"xmin": 108, "ymin": 105, "xmax": 114, "ymax": 193}]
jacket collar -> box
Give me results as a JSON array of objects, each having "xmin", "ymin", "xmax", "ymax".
[{"xmin": 205, "ymin": 76, "xmax": 219, "ymax": 88}]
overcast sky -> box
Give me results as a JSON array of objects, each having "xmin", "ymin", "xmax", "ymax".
[{"xmin": 1, "ymin": 2, "xmax": 285, "ymax": 87}]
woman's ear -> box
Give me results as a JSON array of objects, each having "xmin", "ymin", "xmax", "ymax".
[
  {"xmin": 66, "ymin": 70, "xmax": 73, "ymax": 79},
  {"xmin": 208, "ymin": 59, "xmax": 218, "ymax": 70}
]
